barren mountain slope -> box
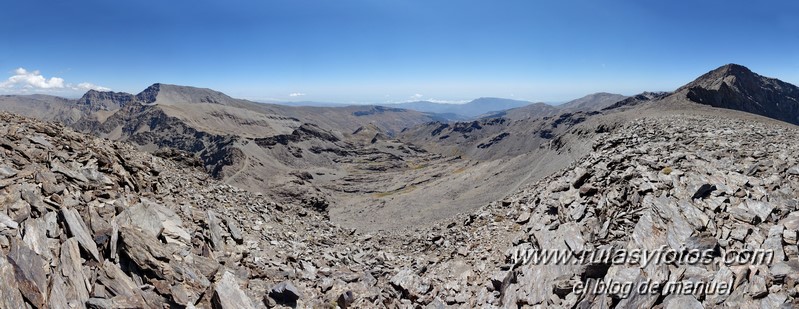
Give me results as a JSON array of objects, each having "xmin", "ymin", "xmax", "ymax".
[
  {"xmin": 267, "ymin": 104, "xmax": 443, "ymax": 136},
  {"xmin": 333, "ymin": 64, "xmax": 799, "ymax": 236},
  {"xmin": 478, "ymin": 102, "xmax": 561, "ymax": 120},
  {"xmin": 480, "ymin": 93, "xmax": 627, "ymax": 121},
  {"xmin": 4, "ymin": 96, "xmax": 799, "ymax": 308},
  {"xmin": 376, "ymin": 105, "xmax": 799, "ymax": 307},
  {"xmin": 0, "ymin": 94, "xmax": 88, "ymax": 125},
  {"xmin": 66, "ymin": 84, "xmax": 445, "ymax": 207},
  {"xmin": 558, "ymin": 92, "xmax": 628, "ymax": 111},
  {"xmin": 3, "ymin": 62, "xmax": 799, "ymax": 307},
  {"xmin": 331, "ymin": 111, "xmax": 620, "ymax": 231}
]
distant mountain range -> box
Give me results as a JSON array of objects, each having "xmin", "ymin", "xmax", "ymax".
[
  {"xmin": 387, "ymin": 97, "xmax": 536, "ymax": 118},
  {"xmin": 274, "ymin": 94, "xmax": 630, "ymax": 121},
  {"xmin": 270, "ymin": 101, "xmax": 351, "ymax": 108}
]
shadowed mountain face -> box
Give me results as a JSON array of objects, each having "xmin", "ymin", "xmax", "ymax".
[
  {"xmin": 677, "ymin": 64, "xmax": 799, "ymax": 125},
  {"xmin": 76, "ymin": 90, "xmax": 134, "ymax": 111}
]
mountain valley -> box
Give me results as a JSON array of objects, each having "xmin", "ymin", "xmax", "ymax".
[{"xmin": 1, "ymin": 64, "xmax": 799, "ymax": 307}]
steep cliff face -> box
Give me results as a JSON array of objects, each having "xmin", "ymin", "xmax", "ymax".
[
  {"xmin": 677, "ymin": 64, "xmax": 799, "ymax": 125},
  {"xmin": 75, "ymin": 90, "xmax": 134, "ymax": 111}
]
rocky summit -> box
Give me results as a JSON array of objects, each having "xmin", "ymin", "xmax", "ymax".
[{"xmin": 1, "ymin": 64, "xmax": 799, "ymax": 308}]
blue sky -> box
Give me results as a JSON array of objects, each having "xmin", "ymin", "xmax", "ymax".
[{"xmin": 1, "ymin": 0, "xmax": 797, "ymax": 103}]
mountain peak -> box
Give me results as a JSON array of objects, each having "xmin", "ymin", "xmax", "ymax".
[
  {"xmin": 677, "ymin": 64, "xmax": 799, "ymax": 125},
  {"xmin": 717, "ymin": 63, "xmax": 752, "ymax": 74},
  {"xmin": 135, "ymin": 83, "xmax": 162, "ymax": 104}
]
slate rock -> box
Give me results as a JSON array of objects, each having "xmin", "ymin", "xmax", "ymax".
[
  {"xmin": 270, "ymin": 280, "xmax": 302, "ymax": 305},
  {"xmin": 160, "ymin": 220, "xmax": 191, "ymax": 246},
  {"xmin": 60, "ymin": 238, "xmax": 91, "ymax": 305},
  {"xmin": 337, "ymin": 290, "xmax": 355, "ymax": 308},
  {"xmin": 61, "ymin": 206, "xmax": 102, "ymax": 261},
  {"xmin": 0, "ymin": 165, "xmax": 18, "ymax": 179},
  {"xmin": 212, "ymin": 271, "xmax": 255, "ymax": 309},
  {"xmin": 8, "ymin": 239, "xmax": 48, "ymax": 308},
  {"xmin": 95, "ymin": 261, "xmax": 146, "ymax": 305},
  {"xmin": 207, "ymin": 211, "xmax": 225, "ymax": 251},
  {"xmin": 0, "ymin": 256, "xmax": 27, "ymax": 309},
  {"xmin": 115, "ymin": 199, "xmax": 183, "ymax": 238},
  {"xmin": 119, "ymin": 226, "xmax": 173, "ymax": 280}
]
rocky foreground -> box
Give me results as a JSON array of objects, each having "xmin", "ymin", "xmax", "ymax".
[
  {"xmin": 0, "ymin": 112, "xmax": 405, "ymax": 308},
  {"xmin": 2, "ymin": 110, "xmax": 799, "ymax": 308},
  {"xmin": 403, "ymin": 113, "xmax": 799, "ymax": 308}
]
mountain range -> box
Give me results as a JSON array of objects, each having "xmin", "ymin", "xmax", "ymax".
[
  {"xmin": 277, "ymin": 94, "xmax": 631, "ymax": 121},
  {"xmin": 2, "ymin": 63, "xmax": 799, "ymax": 307},
  {"xmin": 1, "ymin": 63, "xmax": 797, "ymax": 229}
]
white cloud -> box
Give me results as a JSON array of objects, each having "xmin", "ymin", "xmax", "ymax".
[
  {"xmin": 384, "ymin": 97, "xmax": 469, "ymax": 104},
  {"xmin": 77, "ymin": 82, "xmax": 111, "ymax": 92},
  {"xmin": 1, "ymin": 67, "xmax": 65, "ymax": 89},
  {"xmin": 411, "ymin": 93, "xmax": 423, "ymax": 100},
  {"xmin": 0, "ymin": 67, "xmax": 110, "ymax": 94},
  {"xmin": 426, "ymin": 98, "xmax": 469, "ymax": 104},
  {"xmin": 289, "ymin": 92, "xmax": 306, "ymax": 97}
]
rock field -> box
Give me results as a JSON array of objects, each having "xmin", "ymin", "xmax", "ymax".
[{"xmin": 2, "ymin": 109, "xmax": 799, "ymax": 308}]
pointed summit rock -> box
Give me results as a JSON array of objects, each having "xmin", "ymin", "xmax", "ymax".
[{"xmin": 677, "ymin": 63, "xmax": 799, "ymax": 125}]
